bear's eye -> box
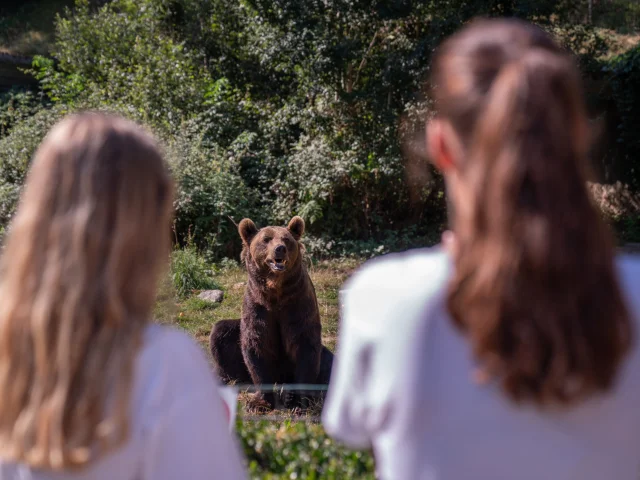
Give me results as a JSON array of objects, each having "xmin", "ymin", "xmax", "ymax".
[{"xmin": 263, "ymin": 237, "xmax": 272, "ymax": 244}]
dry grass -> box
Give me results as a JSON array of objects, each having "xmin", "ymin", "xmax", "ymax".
[
  {"xmin": 154, "ymin": 257, "xmax": 362, "ymax": 417},
  {"xmin": 308, "ymin": 258, "xmax": 360, "ymax": 350},
  {"xmin": 154, "ymin": 258, "xmax": 362, "ymax": 354},
  {"xmin": 598, "ymin": 28, "xmax": 640, "ymax": 60}
]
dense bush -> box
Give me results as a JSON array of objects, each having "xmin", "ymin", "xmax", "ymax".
[
  {"xmin": 169, "ymin": 241, "xmax": 219, "ymax": 298},
  {"xmin": 237, "ymin": 420, "xmax": 374, "ymax": 479},
  {"xmin": 588, "ymin": 182, "xmax": 640, "ymax": 244},
  {"xmin": 0, "ymin": 104, "xmax": 66, "ymax": 225},
  {"xmin": 1, "ymin": 0, "xmax": 639, "ymax": 256},
  {"xmin": 603, "ymin": 44, "xmax": 640, "ymax": 189},
  {"xmin": 593, "ymin": 0, "xmax": 640, "ymax": 33},
  {"xmin": 0, "ymin": 88, "xmax": 48, "ymax": 139},
  {"xmin": 31, "ymin": 0, "xmax": 212, "ymax": 132},
  {"xmin": 166, "ymin": 121, "xmax": 264, "ymax": 260}
]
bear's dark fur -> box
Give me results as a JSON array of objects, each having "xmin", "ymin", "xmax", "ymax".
[
  {"xmin": 209, "ymin": 319, "xmax": 253, "ymax": 385},
  {"xmin": 210, "ymin": 318, "xmax": 334, "ymax": 405},
  {"xmin": 209, "ymin": 216, "xmax": 334, "ymax": 409}
]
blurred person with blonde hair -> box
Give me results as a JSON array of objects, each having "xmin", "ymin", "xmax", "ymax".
[
  {"xmin": 323, "ymin": 18, "xmax": 640, "ymax": 480},
  {"xmin": 0, "ymin": 113, "xmax": 247, "ymax": 479}
]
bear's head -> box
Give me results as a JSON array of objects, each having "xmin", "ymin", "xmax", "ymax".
[{"xmin": 238, "ymin": 216, "xmax": 305, "ymax": 275}]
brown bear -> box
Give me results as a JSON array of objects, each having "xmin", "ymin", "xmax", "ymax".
[
  {"xmin": 209, "ymin": 216, "xmax": 334, "ymax": 409},
  {"xmin": 210, "ymin": 319, "xmax": 334, "ymax": 406}
]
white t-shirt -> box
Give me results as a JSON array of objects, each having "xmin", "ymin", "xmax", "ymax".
[
  {"xmin": 0, "ymin": 324, "xmax": 247, "ymax": 480},
  {"xmin": 323, "ymin": 247, "xmax": 640, "ymax": 480}
]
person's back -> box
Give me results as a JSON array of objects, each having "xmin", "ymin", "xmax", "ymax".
[
  {"xmin": 323, "ymin": 18, "xmax": 640, "ymax": 480},
  {"xmin": 326, "ymin": 247, "xmax": 640, "ymax": 479},
  {"xmin": 0, "ymin": 324, "xmax": 245, "ymax": 480},
  {"xmin": 0, "ymin": 113, "xmax": 247, "ymax": 479}
]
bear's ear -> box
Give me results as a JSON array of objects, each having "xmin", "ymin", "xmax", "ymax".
[
  {"xmin": 239, "ymin": 218, "xmax": 259, "ymax": 245},
  {"xmin": 287, "ymin": 216, "xmax": 305, "ymax": 240}
]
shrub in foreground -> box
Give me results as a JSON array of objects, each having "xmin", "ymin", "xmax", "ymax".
[
  {"xmin": 237, "ymin": 420, "xmax": 375, "ymax": 480},
  {"xmin": 170, "ymin": 244, "xmax": 219, "ymax": 299}
]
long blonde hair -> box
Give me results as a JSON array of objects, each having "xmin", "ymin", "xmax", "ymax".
[{"xmin": 0, "ymin": 113, "xmax": 174, "ymax": 469}]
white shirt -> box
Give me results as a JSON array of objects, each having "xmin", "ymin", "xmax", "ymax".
[
  {"xmin": 323, "ymin": 247, "xmax": 640, "ymax": 480},
  {"xmin": 0, "ymin": 324, "xmax": 247, "ymax": 480}
]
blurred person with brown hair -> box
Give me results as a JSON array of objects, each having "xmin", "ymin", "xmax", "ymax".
[
  {"xmin": 0, "ymin": 113, "xmax": 247, "ymax": 479},
  {"xmin": 323, "ymin": 18, "xmax": 640, "ymax": 480}
]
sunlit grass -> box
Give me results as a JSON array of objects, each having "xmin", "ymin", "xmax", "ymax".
[{"xmin": 155, "ymin": 257, "xmax": 361, "ymax": 354}]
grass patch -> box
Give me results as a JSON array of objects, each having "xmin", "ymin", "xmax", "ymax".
[
  {"xmin": 596, "ymin": 28, "xmax": 640, "ymax": 60},
  {"xmin": 170, "ymin": 245, "xmax": 220, "ymax": 299},
  {"xmin": 308, "ymin": 258, "xmax": 360, "ymax": 351},
  {"xmin": 238, "ymin": 420, "xmax": 375, "ymax": 480},
  {"xmin": 157, "ymin": 253, "xmax": 367, "ymax": 477},
  {"xmin": 160, "ymin": 257, "xmax": 361, "ymax": 352},
  {"xmin": 184, "ymin": 296, "xmax": 220, "ymax": 311}
]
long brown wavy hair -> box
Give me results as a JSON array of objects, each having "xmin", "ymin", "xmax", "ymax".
[
  {"xmin": 0, "ymin": 113, "xmax": 174, "ymax": 469},
  {"xmin": 431, "ymin": 19, "xmax": 633, "ymax": 406}
]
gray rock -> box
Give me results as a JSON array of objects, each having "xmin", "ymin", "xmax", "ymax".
[{"xmin": 198, "ymin": 290, "xmax": 224, "ymax": 303}]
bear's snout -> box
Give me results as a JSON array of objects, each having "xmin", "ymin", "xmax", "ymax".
[
  {"xmin": 243, "ymin": 224, "xmax": 300, "ymax": 275},
  {"xmin": 274, "ymin": 245, "xmax": 286, "ymax": 259},
  {"xmin": 266, "ymin": 242, "xmax": 289, "ymax": 273}
]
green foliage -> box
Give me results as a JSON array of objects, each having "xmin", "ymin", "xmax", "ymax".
[
  {"xmin": 167, "ymin": 120, "xmax": 264, "ymax": 261},
  {"xmin": 2, "ymin": 0, "xmax": 639, "ymax": 256},
  {"xmin": 304, "ymin": 224, "xmax": 443, "ymax": 260},
  {"xmin": 237, "ymin": 420, "xmax": 375, "ymax": 479},
  {"xmin": 206, "ymin": 0, "xmax": 461, "ymax": 239},
  {"xmin": 183, "ymin": 296, "xmax": 220, "ymax": 311},
  {"xmin": 544, "ymin": 22, "xmax": 608, "ymax": 73},
  {"xmin": 215, "ymin": 256, "xmax": 240, "ymax": 272},
  {"xmin": 614, "ymin": 214, "xmax": 640, "ymax": 244},
  {"xmin": 0, "ymin": 88, "xmax": 48, "ymax": 138},
  {"xmin": 170, "ymin": 242, "xmax": 219, "ymax": 299},
  {"xmin": 604, "ymin": 45, "xmax": 640, "ymax": 188},
  {"xmin": 593, "ymin": 0, "xmax": 640, "ymax": 33},
  {"xmin": 0, "ymin": 104, "xmax": 66, "ymax": 225},
  {"xmin": 0, "ymin": 0, "xmax": 73, "ymax": 55},
  {"xmin": 31, "ymin": 0, "xmax": 212, "ymax": 132}
]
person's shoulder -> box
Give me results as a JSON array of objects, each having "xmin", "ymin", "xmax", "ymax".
[
  {"xmin": 616, "ymin": 253, "xmax": 640, "ymax": 277},
  {"xmin": 131, "ymin": 325, "xmax": 228, "ymax": 444},
  {"xmin": 137, "ymin": 324, "xmax": 218, "ymax": 393},
  {"xmin": 616, "ymin": 254, "xmax": 640, "ymax": 314},
  {"xmin": 339, "ymin": 247, "xmax": 451, "ymax": 335},
  {"xmin": 615, "ymin": 254, "xmax": 640, "ymax": 301},
  {"xmin": 344, "ymin": 246, "xmax": 451, "ymax": 296},
  {"xmin": 142, "ymin": 324, "xmax": 206, "ymax": 360}
]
